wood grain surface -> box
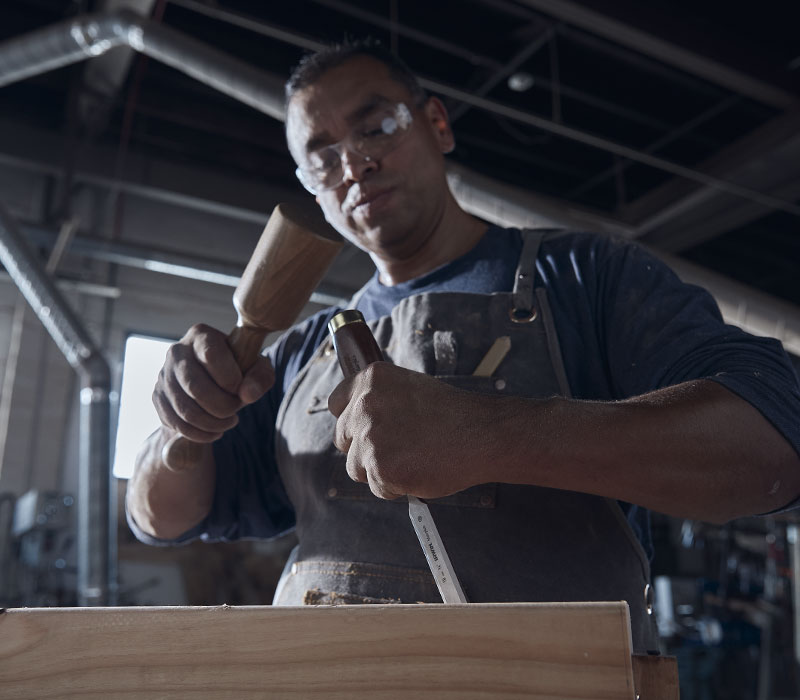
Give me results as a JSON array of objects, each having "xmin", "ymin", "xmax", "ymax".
[{"xmin": 0, "ymin": 602, "xmax": 639, "ymax": 699}]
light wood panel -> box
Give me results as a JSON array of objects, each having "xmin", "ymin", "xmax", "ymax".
[
  {"xmin": 632, "ymin": 654, "xmax": 680, "ymax": 698},
  {"xmin": 0, "ymin": 602, "xmax": 644, "ymax": 699}
]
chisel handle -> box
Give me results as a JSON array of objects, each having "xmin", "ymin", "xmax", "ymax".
[{"xmin": 328, "ymin": 309, "xmax": 384, "ymax": 377}]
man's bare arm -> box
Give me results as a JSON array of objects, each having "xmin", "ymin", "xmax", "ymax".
[
  {"xmin": 329, "ymin": 363, "xmax": 800, "ymax": 523},
  {"xmin": 127, "ymin": 428, "xmax": 216, "ymax": 540},
  {"xmin": 498, "ymin": 379, "xmax": 800, "ymax": 523},
  {"xmin": 127, "ymin": 323, "xmax": 275, "ymax": 541}
]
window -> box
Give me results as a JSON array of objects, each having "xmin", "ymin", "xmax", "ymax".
[{"xmin": 112, "ymin": 335, "xmax": 173, "ymax": 480}]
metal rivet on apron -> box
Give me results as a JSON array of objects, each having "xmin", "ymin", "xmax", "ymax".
[
  {"xmin": 291, "ymin": 563, "xmax": 298, "ymax": 575},
  {"xmin": 327, "ymin": 487, "xmax": 338, "ymax": 498},
  {"xmin": 508, "ymin": 306, "xmax": 537, "ymax": 323},
  {"xmin": 480, "ymin": 494, "xmax": 494, "ymax": 507},
  {"xmin": 644, "ymin": 583, "xmax": 654, "ymax": 615},
  {"xmin": 494, "ymin": 378, "xmax": 506, "ymax": 390}
]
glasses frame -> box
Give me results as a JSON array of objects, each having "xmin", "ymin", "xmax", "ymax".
[{"xmin": 294, "ymin": 102, "xmax": 414, "ymax": 195}]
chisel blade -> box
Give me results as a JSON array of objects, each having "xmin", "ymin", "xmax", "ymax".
[{"xmin": 407, "ymin": 496, "xmax": 468, "ymax": 604}]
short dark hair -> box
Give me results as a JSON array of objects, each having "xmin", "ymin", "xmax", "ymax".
[{"xmin": 285, "ymin": 38, "xmax": 428, "ymax": 107}]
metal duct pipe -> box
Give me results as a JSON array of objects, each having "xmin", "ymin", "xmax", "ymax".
[
  {"xmin": 446, "ymin": 160, "xmax": 633, "ymax": 236},
  {"xmin": 0, "ymin": 9, "xmax": 287, "ymax": 120},
  {"xmin": 0, "ymin": 201, "xmax": 113, "ymax": 606}
]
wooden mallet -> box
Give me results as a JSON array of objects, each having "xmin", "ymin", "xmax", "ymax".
[{"xmin": 162, "ymin": 202, "xmax": 344, "ymax": 471}]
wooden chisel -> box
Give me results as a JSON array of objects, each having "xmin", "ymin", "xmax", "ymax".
[{"xmin": 328, "ymin": 310, "xmax": 468, "ymax": 604}]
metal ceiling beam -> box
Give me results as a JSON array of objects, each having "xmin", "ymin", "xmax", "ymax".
[
  {"xmin": 639, "ymin": 175, "xmax": 800, "ymax": 255},
  {"xmin": 421, "ymin": 78, "xmax": 800, "ymax": 218},
  {"xmin": 77, "ymin": 0, "xmax": 157, "ymax": 131},
  {"xmin": 449, "ymin": 26, "xmax": 555, "ymax": 124},
  {"xmin": 625, "ymin": 108, "xmax": 800, "ymax": 249},
  {"xmin": 304, "ymin": 0, "xmax": 502, "ymax": 69},
  {"xmin": 446, "ymin": 160, "xmax": 629, "ymax": 235},
  {"xmin": 19, "ymin": 222, "xmax": 352, "ymax": 306},
  {"xmin": 567, "ymin": 95, "xmax": 740, "ymax": 201},
  {"xmin": 0, "ymin": 10, "xmax": 286, "ymax": 119},
  {"xmin": 0, "ymin": 149, "xmax": 279, "ymax": 226},
  {"xmin": 172, "ymin": 0, "xmax": 720, "ymax": 152},
  {"xmin": 169, "ymin": 0, "xmax": 502, "ymax": 70},
  {"xmin": 513, "ymin": 0, "xmax": 799, "ymax": 109},
  {"xmin": 0, "ymin": 107, "xmax": 306, "ymax": 227},
  {"xmin": 5, "ymin": 10, "xmax": 796, "ymax": 221}
]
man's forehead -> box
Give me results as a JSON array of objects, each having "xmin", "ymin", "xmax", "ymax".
[{"xmin": 287, "ymin": 64, "xmax": 411, "ymax": 154}]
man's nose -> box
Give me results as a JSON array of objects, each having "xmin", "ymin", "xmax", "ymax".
[{"xmin": 340, "ymin": 148, "xmax": 377, "ymax": 184}]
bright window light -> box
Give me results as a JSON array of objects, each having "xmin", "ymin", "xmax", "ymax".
[{"xmin": 112, "ymin": 335, "xmax": 173, "ymax": 479}]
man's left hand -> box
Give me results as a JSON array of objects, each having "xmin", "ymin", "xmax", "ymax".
[{"xmin": 328, "ymin": 362, "xmax": 488, "ymax": 500}]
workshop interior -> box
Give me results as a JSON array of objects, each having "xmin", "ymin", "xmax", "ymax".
[{"xmin": 0, "ymin": 0, "xmax": 799, "ymax": 697}]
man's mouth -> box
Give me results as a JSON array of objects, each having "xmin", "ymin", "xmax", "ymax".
[{"xmin": 346, "ymin": 187, "xmax": 394, "ymax": 215}]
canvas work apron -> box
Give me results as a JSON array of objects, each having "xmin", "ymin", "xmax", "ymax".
[{"xmin": 273, "ymin": 230, "xmax": 660, "ymax": 653}]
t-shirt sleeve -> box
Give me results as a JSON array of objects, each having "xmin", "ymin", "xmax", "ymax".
[{"xmin": 597, "ymin": 237, "xmax": 800, "ymax": 464}]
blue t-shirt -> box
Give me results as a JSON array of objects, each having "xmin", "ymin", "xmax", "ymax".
[{"xmin": 130, "ymin": 226, "xmax": 800, "ymax": 559}]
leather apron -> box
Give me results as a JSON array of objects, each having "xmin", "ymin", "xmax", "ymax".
[{"xmin": 273, "ymin": 230, "xmax": 660, "ymax": 653}]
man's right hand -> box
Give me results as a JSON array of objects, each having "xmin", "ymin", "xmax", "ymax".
[{"xmin": 153, "ymin": 323, "xmax": 276, "ymax": 443}]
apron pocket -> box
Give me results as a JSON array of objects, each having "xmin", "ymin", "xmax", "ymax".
[
  {"xmin": 276, "ymin": 559, "xmax": 441, "ymax": 605},
  {"xmin": 326, "ymin": 462, "xmax": 497, "ymax": 508},
  {"xmin": 302, "ymin": 589, "xmax": 404, "ymax": 605}
]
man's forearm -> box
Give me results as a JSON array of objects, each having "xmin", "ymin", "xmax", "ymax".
[
  {"xmin": 489, "ymin": 379, "xmax": 800, "ymax": 523},
  {"xmin": 126, "ymin": 427, "xmax": 217, "ymax": 540}
]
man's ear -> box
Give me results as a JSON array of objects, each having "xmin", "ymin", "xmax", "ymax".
[{"xmin": 423, "ymin": 96, "xmax": 455, "ymax": 154}]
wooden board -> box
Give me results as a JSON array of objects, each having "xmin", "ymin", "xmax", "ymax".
[
  {"xmin": 632, "ymin": 654, "xmax": 680, "ymax": 698},
  {"xmin": 0, "ymin": 602, "xmax": 638, "ymax": 699}
]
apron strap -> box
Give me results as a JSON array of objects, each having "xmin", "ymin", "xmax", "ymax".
[{"xmin": 512, "ymin": 228, "xmax": 551, "ymax": 313}]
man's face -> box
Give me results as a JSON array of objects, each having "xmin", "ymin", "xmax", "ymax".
[{"xmin": 286, "ymin": 56, "xmax": 454, "ymax": 259}]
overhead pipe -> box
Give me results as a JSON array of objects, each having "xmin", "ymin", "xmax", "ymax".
[
  {"xmin": 0, "ymin": 10, "xmax": 287, "ymax": 120},
  {"xmin": 0, "ymin": 201, "xmax": 113, "ymax": 606},
  {"xmin": 1, "ymin": 10, "xmax": 799, "ymax": 220},
  {"xmin": 20, "ymin": 221, "xmax": 352, "ymax": 306}
]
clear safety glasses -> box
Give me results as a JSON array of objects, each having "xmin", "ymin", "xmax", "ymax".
[{"xmin": 295, "ymin": 102, "xmax": 413, "ymax": 194}]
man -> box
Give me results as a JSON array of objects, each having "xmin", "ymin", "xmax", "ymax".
[{"xmin": 127, "ymin": 41, "xmax": 800, "ymax": 652}]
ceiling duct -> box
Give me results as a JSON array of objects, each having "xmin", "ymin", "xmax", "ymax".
[
  {"xmin": 0, "ymin": 9, "xmax": 287, "ymax": 120},
  {"xmin": 0, "ymin": 201, "xmax": 113, "ymax": 606}
]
